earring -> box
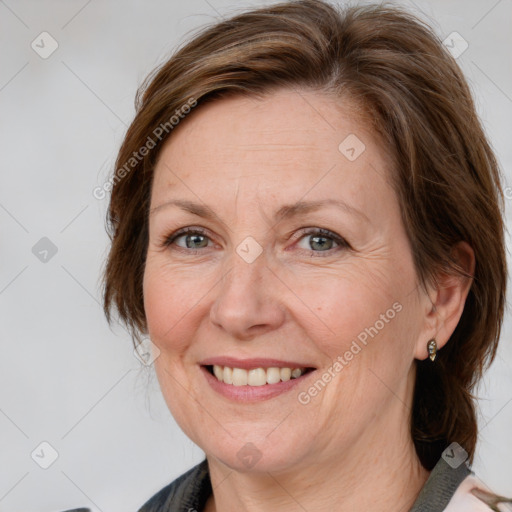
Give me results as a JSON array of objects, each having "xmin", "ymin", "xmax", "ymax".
[{"xmin": 427, "ymin": 339, "xmax": 437, "ymax": 361}]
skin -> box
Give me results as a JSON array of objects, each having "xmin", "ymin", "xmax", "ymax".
[{"xmin": 143, "ymin": 88, "xmax": 475, "ymax": 512}]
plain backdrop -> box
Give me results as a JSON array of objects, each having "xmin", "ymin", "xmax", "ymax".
[{"xmin": 1, "ymin": 0, "xmax": 511, "ymax": 511}]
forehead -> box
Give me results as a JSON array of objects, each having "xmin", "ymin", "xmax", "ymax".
[{"xmin": 151, "ymin": 89, "xmax": 394, "ymax": 212}]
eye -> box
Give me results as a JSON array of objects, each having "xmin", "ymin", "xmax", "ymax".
[
  {"xmin": 162, "ymin": 227, "xmax": 213, "ymax": 252},
  {"xmin": 295, "ymin": 228, "xmax": 349, "ymax": 256},
  {"xmin": 160, "ymin": 226, "xmax": 350, "ymax": 256}
]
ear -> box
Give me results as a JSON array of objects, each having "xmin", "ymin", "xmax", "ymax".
[{"xmin": 414, "ymin": 241, "xmax": 475, "ymax": 360}]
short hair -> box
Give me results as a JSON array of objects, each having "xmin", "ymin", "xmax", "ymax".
[{"xmin": 102, "ymin": 0, "xmax": 507, "ymax": 470}]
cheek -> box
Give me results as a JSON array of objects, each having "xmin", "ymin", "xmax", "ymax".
[
  {"xmin": 297, "ymin": 268, "xmax": 419, "ymax": 393},
  {"xmin": 283, "ymin": 262, "xmax": 402, "ymax": 349},
  {"xmin": 142, "ymin": 259, "xmax": 208, "ymax": 353}
]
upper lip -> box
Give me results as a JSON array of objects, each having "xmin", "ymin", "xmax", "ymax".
[{"xmin": 199, "ymin": 357, "xmax": 316, "ymax": 370}]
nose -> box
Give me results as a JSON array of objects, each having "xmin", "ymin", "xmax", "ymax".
[{"xmin": 209, "ymin": 248, "xmax": 286, "ymax": 341}]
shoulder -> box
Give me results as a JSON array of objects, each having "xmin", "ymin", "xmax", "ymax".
[
  {"xmin": 410, "ymin": 456, "xmax": 509, "ymax": 512},
  {"xmin": 137, "ymin": 459, "xmax": 211, "ymax": 512},
  {"xmin": 445, "ymin": 474, "xmax": 510, "ymax": 511}
]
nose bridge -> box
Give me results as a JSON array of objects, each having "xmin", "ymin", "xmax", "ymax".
[
  {"xmin": 209, "ymin": 241, "xmax": 285, "ymax": 338},
  {"xmin": 216, "ymin": 242, "xmax": 268, "ymax": 312}
]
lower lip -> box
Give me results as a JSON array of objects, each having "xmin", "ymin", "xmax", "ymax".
[{"xmin": 200, "ymin": 366, "xmax": 315, "ymax": 402}]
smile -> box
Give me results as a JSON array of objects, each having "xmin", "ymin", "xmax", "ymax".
[{"xmin": 207, "ymin": 365, "xmax": 314, "ymax": 386}]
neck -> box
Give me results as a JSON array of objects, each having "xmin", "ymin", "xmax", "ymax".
[{"xmin": 204, "ymin": 373, "xmax": 430, "ymax": 512}]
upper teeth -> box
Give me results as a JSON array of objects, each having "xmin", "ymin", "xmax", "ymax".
[{"xmin": 212, "ymin": 365, "xmax": 306, "ymax": 386}]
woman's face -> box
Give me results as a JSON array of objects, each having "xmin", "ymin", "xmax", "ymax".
[{"xmin": 143, "ymin": 89, "xmax": 431, "ymax": 473}]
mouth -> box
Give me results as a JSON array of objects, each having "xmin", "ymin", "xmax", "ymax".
[{"xmin": 203, "ymin": 364, "xmax": 316, "ymax": 386}]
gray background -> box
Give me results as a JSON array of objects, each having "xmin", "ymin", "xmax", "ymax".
[{"xmin": 1, "ymin": 0, "xmax": 511, "ymax": 510}]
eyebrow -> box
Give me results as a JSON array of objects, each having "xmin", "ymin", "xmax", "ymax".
[{"xmin": 150, "ymin": 198, "xmax": 369, "ymax": 223}]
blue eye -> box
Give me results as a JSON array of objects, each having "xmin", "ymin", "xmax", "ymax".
[
  {"xmin": 164, "ymin": 228, "xmax": 212, "ymax": 250},
  {"xmin": 177, "ymin": 233, "xmax": 209, "ymax": 249},
  {"xmin": 295, "ymin": 228, "xmax": 348, "ymax": 255},
  {"xmin": 162, "ymin": 226, "xmax": 349, "ymax": 256}
]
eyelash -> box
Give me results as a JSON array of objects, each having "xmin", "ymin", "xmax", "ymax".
[{"xmin": 161, "ymin": 226, "xmax": 350, "ymax": 257}]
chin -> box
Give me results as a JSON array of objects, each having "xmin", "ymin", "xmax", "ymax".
[{"xmin": 202, "ymin": 433, "xmax": 311, "ymax": 475}]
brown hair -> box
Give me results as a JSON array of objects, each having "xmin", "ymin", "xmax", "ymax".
[{"xmin": 102, "ymin": 0, "xmax": 507, "ymax": 470}]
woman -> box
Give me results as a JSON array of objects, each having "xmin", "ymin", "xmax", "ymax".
[{"xmin": 102, "ymin": 1, "xmax": 511, "ymax": 510}]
